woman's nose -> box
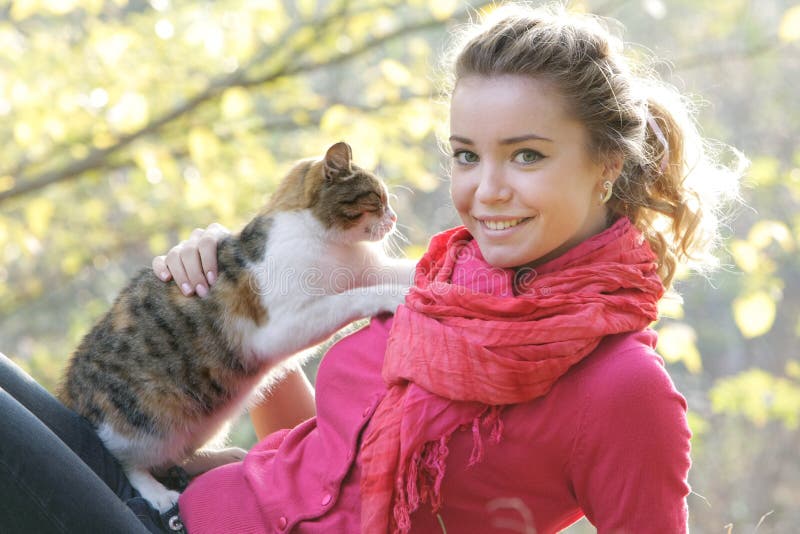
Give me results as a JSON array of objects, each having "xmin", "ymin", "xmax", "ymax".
[{"xmin": 474, "ymin": 165, "xmax": 511, "ymax": 203}]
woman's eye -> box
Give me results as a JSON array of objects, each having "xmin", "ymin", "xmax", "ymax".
[
  {"xmin": 513, "ymin": 149, "xmax": 543, "ymax": 164},
  {"xmin": 453, "ymin": 150, "xmax": 479, "ymax": 164}
]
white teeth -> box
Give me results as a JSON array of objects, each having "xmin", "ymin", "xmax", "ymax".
[{"xmin": 482, "ymin": 218, "xmax": 525, "ymax": 230}]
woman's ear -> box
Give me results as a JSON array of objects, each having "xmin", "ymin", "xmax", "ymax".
[{"xmin": 601, "ymin": 152, "xmax": 624, "ymax": 183}]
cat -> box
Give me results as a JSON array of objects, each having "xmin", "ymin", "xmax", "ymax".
[{"xmin": 57, "ymin": 141, "xmax": 415, "ymax": 512}]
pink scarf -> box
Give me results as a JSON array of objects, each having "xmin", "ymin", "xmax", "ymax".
[{"xmin": 359, "ymin": 217, "xmax": 664, "ymax": 533}]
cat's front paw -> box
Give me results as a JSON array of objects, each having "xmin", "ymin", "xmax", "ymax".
[{"xmin": 364, "ymin": 285, "xmax": 407, "ymax": 316}]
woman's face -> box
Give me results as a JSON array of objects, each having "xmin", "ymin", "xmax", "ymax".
[{"xmin": 449, "ymin": 75, "xmax": 615, "ymax": 269}]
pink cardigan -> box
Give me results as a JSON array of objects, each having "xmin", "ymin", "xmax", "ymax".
[{"xmin": 178, "ymin": 315, "xmax": 691, "ymax": 533}]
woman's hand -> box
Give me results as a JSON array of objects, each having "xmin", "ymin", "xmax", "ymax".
[
  {"xmin": 179, "ymin": 447, "xmax": 248, "ymax": 478},
  {"xmin": 152, "ymin": 223, "xmax": 230, "ymax": 297}
]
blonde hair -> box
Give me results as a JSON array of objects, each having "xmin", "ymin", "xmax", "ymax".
[{"xmin": 443, "ymin": 3, "xmax": 745, "ymax": 288}]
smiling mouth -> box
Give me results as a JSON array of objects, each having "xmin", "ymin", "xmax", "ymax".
[{"xmin": 477, "ymin": 217, "xmax": 533, "ymax": 231}]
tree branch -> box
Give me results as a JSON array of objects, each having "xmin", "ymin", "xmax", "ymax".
[{"xmin": 0, "ymin": 1, "xmax": 476, "ymax": 204}]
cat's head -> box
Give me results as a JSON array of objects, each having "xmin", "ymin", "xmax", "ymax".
[{"xmin": 272, "ymin": 142, "xmax": 397, "ymax": 243}]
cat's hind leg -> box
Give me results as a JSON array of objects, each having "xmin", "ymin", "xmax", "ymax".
[{"xmin": 96, "ymin": 422, "xmax": 180, "ymax": 512}]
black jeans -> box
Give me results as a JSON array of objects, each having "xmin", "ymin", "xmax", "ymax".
[{"xmin": 0, "ymin": 352, "xmax": 186, "ymax": 533}]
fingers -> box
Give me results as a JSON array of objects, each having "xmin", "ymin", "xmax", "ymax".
[
  {"xmin": 181, "ymin": 447, "xmax": 248, "ymax": 477},
  {"xmin": 164, "ymin": 246, "xmax": 194, "ymax": 296},
  {"xmin": 179, "ymin": 244, "xmax": 209, "ymax": 297},
  {"xmin": 152, "ymin": 255, "xmax": 171, "ymax": 282},
  {"xmin": 197, "ymin": 235, "xmax": 219, "ymax": 286},
  {"xmin": 153, "ymin": 224, "xmax": 229, "ymax": 297}
]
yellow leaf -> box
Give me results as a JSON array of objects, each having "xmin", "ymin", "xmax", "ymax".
[
  {"xmin": 61, "ymin": 252, "xmax": 84, "ymax": 276},
  {"xmin": 656, "ymin": 323, "xmax": 703, "ymax": 374},
  {"xmin": 296, "ymin": 0, "xmax": 316, "ymax": 18},
  {"xmin": 786, "ymin": 360, "xmax": 800, "ymax": 380},
  {"xmin": 107, "ymin": 92, "xmax": 149, "ymax": 134},
  {"xmin": 42, "ymin": 0, "xmax": 79, "ymax": 14},
  {"xmin": 401, "ymin": 101, "xmax": 433, "ymax": 140},
  {"xmin": 657, "ymin": 293, "xmax": 685, "ymax": 319},
  {"xmin": 429, "ymin": 0, "xmax": 457, "ymax": 20},
  {"xmin": 133, "ymin": 146, "xmax": 159, "ymax": 171},
  {"xmin": 746, "ymin": 156, "xmax": 780, "ymax": 186},
  {"xmin": 148, "ymin": 233, "xmax": 170, "ymax": 256},
  {"xmin": 733, "ymin": 291, "xmax": 777, "ymax": 338},
  {"xmin": 403, "ymin": 244, "xmax": 427, "ymax": 261},
  {"xmin": 380, "ymin": 59, "xmax": 411, "ymax": 87},
  {"xmin": 710, "ymin": 369, "xmax": 800, "ymax": 429},
  {"xmin": 188, "ymin": 127, "xmax": 221, "ymax": 164},
  {"xmin": 0, "ymin": 175, "xmax": 14, "ymax": 194},
  {"xmin": 10, "ymin": 0, "xmax": 37, "ymax": 20},
  {"xmin": 184, "ymin": 175, "xmax": 214, "ymax": 209},
  {"xmin": 93, "ymin": 30, "xmax": 135, "ymax": 67},
  {"xmin": 569, "ymin": 0, "xmax": 590, "ymax": 14},
  {"xmin": 92, "ymin": 124, "xmax": 116, "ymax": 149},
  {"xmin": 14, "ymin": 122, "xmax": 34, "ymax": 146},
  {"xmin": 221, "ymin": 88, "xmax": 253, "ymax": 119},
  {"xmin": 407, "ymin": 171, "xmax": 440, "ymax": 193},
  {"xmin": 320, "ymin": 104, "xmax": 350, "ymax": 134},
  {"xmin": 729, "ymin": 239, "xmax": 759, "ymax": 273},
  {"xmin": 686, "ymin": 411, "xmax": 709, "ymax": 438},
  {"xmin": 292, "ymin": 110, "xmax": 311, "ymax": 126},
  {"xmin": 779, "ymin": 4, "xmax": 800, "ymax": 42},
  {"xmin": 44, "ymin": 117, "xmax": 67, "ymax": 142},
  {"xmin": 747, "ymin": 219, "xmax": 794, "ymax": 252},
  {"xmin": 24, "ymin": 197, "xmax": 55, "ymax": 238},
  {"xmin": 83, "ymin": 199, "xmax": 107, "ymax": 224}
]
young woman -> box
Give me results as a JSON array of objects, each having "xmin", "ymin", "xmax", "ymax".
[{"xmin": 1, "ymin": 4, "xmax": 742, "ymax": 533}]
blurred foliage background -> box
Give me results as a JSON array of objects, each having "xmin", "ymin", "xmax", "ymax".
[{"xmin": 1, "ymin": 0, "xmax": 798, "ymax": 532}]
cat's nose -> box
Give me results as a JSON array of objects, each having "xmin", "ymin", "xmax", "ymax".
[{"xmin": 387, "ymin": 208, "xmax": 397, "ymax": 222}]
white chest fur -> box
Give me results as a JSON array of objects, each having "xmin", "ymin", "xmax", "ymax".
[{"xmin": 233, "ymin": 209, "xmax": 413, "ymax": 365}]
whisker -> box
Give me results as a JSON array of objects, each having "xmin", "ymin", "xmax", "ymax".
[
  {"xmin": 390, "ymin": 184, "xmax": 414, "ymax": 195},
  {"xmin": 390, "ymin": 226, "xmax": 411, "ymax": 244},
  {"xmin": 392, "ymin": 233, "xmax": 410, "ymax": 246},
  {"xmin": 382, "ymin": 233, "xmax": 404, "ymax": 257}
]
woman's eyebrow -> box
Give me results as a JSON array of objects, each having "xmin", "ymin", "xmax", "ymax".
[
  {"xmin": 449, "ymin": 135, "xmax": 472, "ymax": 145},
  {"xmin": 500, "ymin": 134, "xmax": 554, "ymax": 144},
  {"xmin": 448, "ymin": 134, "xmax": 554, "ymax": 145}
]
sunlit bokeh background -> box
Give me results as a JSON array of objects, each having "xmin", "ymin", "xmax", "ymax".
[{"xmin": 1, "ymin": 0, "xmax": 799, "ymax": 532}]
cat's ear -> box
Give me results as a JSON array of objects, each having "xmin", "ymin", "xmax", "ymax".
[{"xmin": 324, "ymin": 142, "xmax": 353, "ymax": 182}]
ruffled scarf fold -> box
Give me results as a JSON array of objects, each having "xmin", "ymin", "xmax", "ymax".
[{"xmin": 359, "ymin": 217, "xmax": 664, "ymax": 533}]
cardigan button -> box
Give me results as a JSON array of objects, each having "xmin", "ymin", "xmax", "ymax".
[
  {"xmin": 362, "ymin": 406, "xmax": 371, "ymax": 417},
  {"xmin": 321, "ymin": 492, "xmax": 332, "ymax": 506},
  {"xmin": 277, "ymin": 516, "xmax": 287, "ymax": 529}
]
